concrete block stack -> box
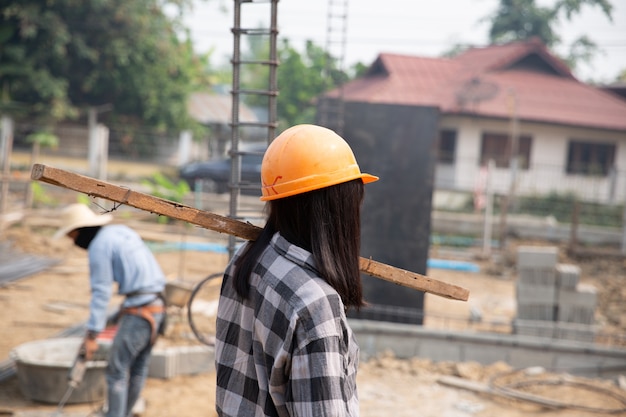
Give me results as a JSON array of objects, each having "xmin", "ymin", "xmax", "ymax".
[
  {"xmin": 148, "ymin": 345, "xmax": 214, "ymax": 379},
  {"xmin": 516, "ymin": 246, "xmax": 558, "ymax": 322},
  {"xmin": 513, "ymin": 246, "xmax": 597, "ymax": 343}
]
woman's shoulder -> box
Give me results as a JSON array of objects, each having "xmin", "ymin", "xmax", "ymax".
[{"xmin": 263, "ymin": 255, "xmax": 342, "ymax": 315}]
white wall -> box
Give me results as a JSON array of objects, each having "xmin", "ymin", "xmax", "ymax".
[{"xmin": 437, "ymin": 116, "xmax": 626, "ymax": 204}]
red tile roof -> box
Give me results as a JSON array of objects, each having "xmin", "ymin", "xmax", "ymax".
[
  {"xmin": 333, "ymin": 39, "xmax": 626, "ymax": 131},
  {"xmin": 453, "ymin": 37, "xmax": 575, "ymax": 79}
]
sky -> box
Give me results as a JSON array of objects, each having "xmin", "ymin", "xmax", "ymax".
[{"xmin": 181, "ymin": 0, "xmax": 626, "ymax": 84}]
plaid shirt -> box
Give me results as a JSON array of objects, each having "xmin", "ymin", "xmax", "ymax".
[{"xmin": 215, "ymin": 232, "xmax": 360, "ymax": 417}]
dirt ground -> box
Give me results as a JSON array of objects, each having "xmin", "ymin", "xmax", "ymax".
[{"xmin": 1, "ymin": 205, "xmax": 625, "ymax": 416}]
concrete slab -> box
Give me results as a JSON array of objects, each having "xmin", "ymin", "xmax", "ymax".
[
  {"xmin": 148, "ymin": 345, "xmax": 214, "ymax": 379},
  {"xmin": 513, "ymin": 319, "xmax": 556, "ymax": 338},
  {"xmin": 507, "ymin": 346, "xmax": 554, "ymax": 369},
  {"xmin": 517, "ymin": 246, "xmax": 558, "ymax": 269},
  {"xmin": 418, "ymin": 340, "xmax": 461, "ymax": 363},
  {"xmin": 556, "ymin": 263, "xmax": 581, "ymax": 289},
  {"xmin": 516, "ymin": 280, "xmax": 556, "ymax": 304},
  {"xmin": 350, "ymin": 319, "xmax": 626, "ymax": 379},
  {"xmin": 518, "ymin": 267, "xmax": 557, "ymax": 287},
  {"xmin": 554, "ymin": 322, "xmax": 597, "ymax": 343},
  {"xmin": 462, "ymin": 343, "xmax": 509, "ymax": 365},
  {"xmin": 557, "ymin": 284, "xmax": 597, "ymax": 324},
  {"xmin": 516, "ymin": 303, "xmax": 556, "ymax": 321}
]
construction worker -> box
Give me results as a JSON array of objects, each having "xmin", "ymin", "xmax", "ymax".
[
  {"xmin": 54, "ymin": 203, "xmax": 166, "ymax": 417},
  {"xmin": 215, "ymin": 124, "xmax": 378, "ymax": 416}
]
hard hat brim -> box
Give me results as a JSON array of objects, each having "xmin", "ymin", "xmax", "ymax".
[
  {"xmin": 260, "ymin": 124, "xmax": 380, "ymax": 201},
  {"xmin": 261, "ymin": 170, "xmax": 378, "ymax": 201}
]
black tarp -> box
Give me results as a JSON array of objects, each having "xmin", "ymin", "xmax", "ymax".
[{"xmin": 320, "ymin": 101, "xmax": 439, "ymax": 325}]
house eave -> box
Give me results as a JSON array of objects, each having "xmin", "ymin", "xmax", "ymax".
[{"xmin": 442, "ymin": 110, "xmax": 626, "ymax": 134}]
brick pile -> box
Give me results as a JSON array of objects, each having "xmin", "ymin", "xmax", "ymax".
[{"xmin": 513, "ymin": 246, "xmax": 598, "ymax": 342}]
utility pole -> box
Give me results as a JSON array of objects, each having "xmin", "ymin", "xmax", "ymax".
[
  {"xmin": 0, "ymin": 115, "xmax": 14, "ymax": 233},
  {"xmin": 498, "ymin": 89, "xmax": 519, "ymax": 250},
  {"xmin": 87, "ymin": 104, "xmax": 112, "ymax": 181},
  {"xmin": 482, "ymin": 159, "xmax": 495, "ymax": 257},
  {"xmin": 318, "ymin": 0, "xmax": 349, "ymax": 134}
]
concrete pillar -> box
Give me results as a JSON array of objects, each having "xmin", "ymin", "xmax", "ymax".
[
  {"xmin": 340, "ymin": 102, "xmax": 439, "ymax": 325},
  {"xmin": 178, "ymin": 130, "xmax": 193, "ymax": 166},
  {"xmin": 0, "ymin": 115, "xmax": 14, "ymax": 232}
]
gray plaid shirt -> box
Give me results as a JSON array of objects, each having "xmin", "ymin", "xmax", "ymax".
[{"xmin": 215, "ymin": 232, "xmax": 359, "ymax": 417}]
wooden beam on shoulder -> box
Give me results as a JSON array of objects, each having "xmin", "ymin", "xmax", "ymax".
[{"xmin": 31, "ymin": 163, "xmax": 469, "ymax": 301}]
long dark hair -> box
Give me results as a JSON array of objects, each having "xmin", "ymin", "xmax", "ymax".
[{"xmin": 233, "ymin": 179, "xmax": 365, "ymax": 309}]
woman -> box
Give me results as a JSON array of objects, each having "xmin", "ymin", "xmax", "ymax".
[{"xmin": 215, "ymin": 124, "xmax": 378, "ymax": 417}]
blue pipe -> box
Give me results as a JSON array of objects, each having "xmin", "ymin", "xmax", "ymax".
[
  {"xmin": 427, "ymin": 258, "xmax": 480, "ymax": 272},
  {"xmin": 148, "ymin": 242, "xmax": 481, "ymax": 273},
  {"xmin": 147, "ymin": 241, "xmax": 229, "ymax": 254}
]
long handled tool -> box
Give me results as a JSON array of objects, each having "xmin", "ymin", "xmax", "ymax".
[
  {"xmin": 31, "ymin": 163, "xmax": 469, "ymax": 301},
  {"xmin": 55, "ymin": 347, "xmax": 87, "ymax": 416}
]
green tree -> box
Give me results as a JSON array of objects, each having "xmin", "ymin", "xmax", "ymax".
[
  {"xmin": 241, "ymin": 36, "xmax": 356, "ymax": 129},
  {"xmin": 0, "ymin": 0, "xmax": 209, "ymax": 131},
  {"xmin": 349, "ymin": 61, "xmax": 369, "ymax": 78},
  {"xmin": 485, "ymin": 0, "xmax": 613, "ymax": 71},
  {"xmin": 276, "ymin": 39, "xmax": 341, "ymax": 128}
]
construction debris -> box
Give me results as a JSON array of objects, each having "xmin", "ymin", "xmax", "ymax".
[{"xmin": 0, "ymin": 243, "xmax": 59, "ymax": 288}]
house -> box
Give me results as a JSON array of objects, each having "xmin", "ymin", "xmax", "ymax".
[
  {"xmin": 314, "ymin": 38, "xmax": 626, "ymax": 324},
  {"xmin": 321, "ymin": 38, "xmax": 626, "ymax": 205},
  {"xmin": 187, "ymin": 91, "xmax": 264, "ymax": 161}
]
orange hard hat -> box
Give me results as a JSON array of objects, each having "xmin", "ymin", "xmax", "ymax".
[{"xmin": 260, "ymin": 124, "xmax": 378, "ymax": 201}]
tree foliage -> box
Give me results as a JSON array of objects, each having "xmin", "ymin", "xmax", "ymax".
[
  {"xmin": 0, "ymin": 0, "xmax": 209, "ymax": 131},
  {"xmin": 488, "ymin": 0, "xmax": 559, "ymax": 46},
  {"xmin": 276, "ymin": 39, "xmax": 345, "ymax": 128},
  {"xmin": 241, "ymin": 36, "xmax": 357, "ymax": 129},
  {"xmin": 485, "ymin": 0, "xmax": 613, "ymax": 72},
  {"xmin": 487, "ymin": 0, "xmax": 613, "ymax": 47}
]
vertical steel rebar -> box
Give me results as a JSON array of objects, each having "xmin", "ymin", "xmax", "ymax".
[
  {"xmin": 228, "ymin": 0, "xmax": 279, "ymax": 259},
  {"xmin": 319, "ymin": 0, "xmax": 348, "ymax": 134}
]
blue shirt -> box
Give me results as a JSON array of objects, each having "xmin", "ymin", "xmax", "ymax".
[
  {"xmin": 216, "ymin": 232, "xmax": 360, "ymax": 417},
  {"xmin": 86, "ymin": 224, "xmax": 166, "ymax": 332}
]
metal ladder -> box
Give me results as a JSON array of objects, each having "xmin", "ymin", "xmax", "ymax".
[
  {"xmin": 318, "ymin": 0, "xmax": 349, "ymax": 135},
  {"xmin": 227, "ymin": 0, "xmax": 279, "ymax": 258}
]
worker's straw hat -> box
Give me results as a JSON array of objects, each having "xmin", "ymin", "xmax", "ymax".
[{"xmin": 53, "ymin": 203, "xmax": 113, "ymax": 239}]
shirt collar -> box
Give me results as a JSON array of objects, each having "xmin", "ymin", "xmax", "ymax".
[{"xmin": 270, "ymin": 232, "xmax": 320, "ymax": 276}]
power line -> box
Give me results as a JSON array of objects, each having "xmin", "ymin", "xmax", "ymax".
[{"xmin": 188, "ymin": 27, "xmax": 626, "ymax": 49}]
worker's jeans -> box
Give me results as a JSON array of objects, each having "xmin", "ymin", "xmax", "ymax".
[{"xmin": 105, "ymin": 311, "xmax": 163, "ymax": 417}]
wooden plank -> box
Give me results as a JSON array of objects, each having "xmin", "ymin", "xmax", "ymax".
[
  {"xmin": 358, "ymin": 257, "xmax": 468, "ymax": 301},
  {"xmin": 31, "ymin": 164, "xmax": 257, "ymax": 240},
  {"xmin": 31, "ymin": 163, "xmax": 469, "ymax": 301}
]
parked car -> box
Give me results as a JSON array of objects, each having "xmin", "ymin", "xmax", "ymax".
[{"xmin": 179, "ymin": 144, "xmax": 266, "ymax": 194}]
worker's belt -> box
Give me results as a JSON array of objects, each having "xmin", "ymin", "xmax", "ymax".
[{"xmin": 120, "ymin": 303, "xmax": 166, "ymax": 345}]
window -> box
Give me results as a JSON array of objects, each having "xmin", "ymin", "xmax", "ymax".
[
  {"xmin": 566, "ymin": 141, "xmax": 615, "ymax": 176},
  {"xmin": 480, "ymin": 132, "xmax": 531, "ymax": 169},
  {"xmin": 436, "ymin": 130, "xmax": 456, "ymax": 164}
]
